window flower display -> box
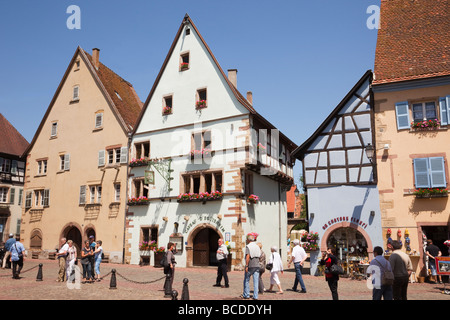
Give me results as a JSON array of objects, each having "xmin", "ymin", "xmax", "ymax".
[
  {"xmin": 129, "ymin": 158, "xmax": 150, "ymax": 167},
  {"xmin": 301, "ymin": 231, "xmax": 319, "ymax": 251},
  {"xmin": 410, "ymin": 119, "xmax": 440, "ymax": 130},
  {"xmin": 127, "ymin": 196, "xmax": 151, "ymax": 206},
  {"xmin": 196, "ymin": 100, "xmax": 207, "ymax": 109},
  {"xmin": 247, "ymin": 194, "xmax": 259, "ymax": 204},
  {"xmin": 413, "ymin": 188, "xmax": 448, "ymax": 198}
]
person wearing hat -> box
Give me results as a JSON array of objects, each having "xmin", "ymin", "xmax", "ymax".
[
  {"xmin": 2, "ymin": 234, "xmax": 16, "ymax": 269},
  {"xmin": 288, "ymin": 238, "xmax": 307, "ymax": 293}
]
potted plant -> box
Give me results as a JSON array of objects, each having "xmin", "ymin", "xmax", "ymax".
[
  {"xmin": 301, "ymin": 231, "xmax": 319, "ymax": 251},
  {"xmin": 410, "ymin": 119, "xmax": 440, "ymax": 130},
  {"xmin": 127, "ymin": 196, "xmax": 151, "ymax": 206},
  {"xmin": 153, "ymin": 246, "xmax": 166, "ymax": 268},
  {"xmin": 196, "ymin": 100, "xmax": 207, "ymax": 109},
  {"xmin": 413, "ymin": 188, "xmax": 448, "ymax": 198},
  {"xmin": 129, "ymin": 158, "xmax": 150, "ymax": 167},
  {"xmin": 162, "ymin": 105, "xmax": 172, "ymax": 115},
  {"xmin": 180, "ymin": 62, "xmax": 189, "ymax": 70},
  {"xmin": 247, "ymin": 194, "xmax": 259, "ymax": 204}
]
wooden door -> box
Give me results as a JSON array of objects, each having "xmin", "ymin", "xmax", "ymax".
[{"xmin": 193, "ymin": 228, "xmax": 209, "ymax": 266}]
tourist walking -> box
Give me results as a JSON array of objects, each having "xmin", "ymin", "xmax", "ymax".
[
  {"xmin": 240, "ymin": 232, "xmax": 261, "ymax": 300},
  {"xmin": 55, "ymin": 238, "xmax": 68, "ymax": 282},
  {"xmin": 320, "ymin": 247, "xmax": 340, "ymax": 300},
  {"xmin": 2, "ymin": 233, "xmax": 15, "ymax": 269},
  {"xmin": 66, "ymin": 240, "xmax": 77, "ymax": 282},
  {"xmin": 9, "ymin": 236, "xmax": 25, "ymax": 279},
  {"xmin": 93, "ymin": 240, "xmax": 103, "ymax": 281},
  {"xmin": 389, "ymin": 240, "xmax": 413, "ymax": 300},
  {"xmin": 267, "ymin": 246, "xmax": 284, "ymax": 294},
  {"xmin": 81, "ymin": 240, "xmax": 93, "ymax": 283},
  {"xmin": 288, "ymin": 238, "xmax": 307, "ymax": 293},
  {"xmin": 368, "ymin": 246, "xmax": 393, "ymax": 300},
  {"xmin": 213, "ymin": 238, "xmax": 229, "ymax": 288},
  {"xmin": 425, "ymin": 239, "xmax": 442, "ymax": 284},
  {"xmin": 257, "ymin": 242, "xmax": 266, "ymax": 294},
  {"xmin": 164, "ymin": 242, "xmax": 177, "ymax": 294}
]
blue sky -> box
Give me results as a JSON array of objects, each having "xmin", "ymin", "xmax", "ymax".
[{"xmin": 0, "ymin": 0, "xmax": 380, "ymax": 185}]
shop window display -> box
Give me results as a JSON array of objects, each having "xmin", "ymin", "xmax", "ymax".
[{"xmin": 327, "ymin": 228, "xmax": 369, "ymax": 278}]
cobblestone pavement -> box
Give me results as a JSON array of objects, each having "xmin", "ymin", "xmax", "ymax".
[{"xmin": 0, "ymin": 259, "xmax": 449, "ymax": 300}]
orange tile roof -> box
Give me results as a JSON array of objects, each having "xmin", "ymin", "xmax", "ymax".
[
  {"xmin": 373, "ymin": 0, "xmax": 450, "ymax": 85},
  {"xmin": 0, "ymin": 113, "xmax": 29, "ymax": 157}
]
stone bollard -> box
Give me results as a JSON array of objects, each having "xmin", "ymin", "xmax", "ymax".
[
  {"xmin": 172, "ymin": 290, "xmax": 178, "ymax": 300},
  {"xmin": 109, "ymin": 269, "xmax": 117, "ymax": 289},
  {"xmin": 36, "ymin": 264, "xmax": 43, "ymax": 281},
  {"xmin": 164, "ymin": 273, "xmax": 172, "ymax": 298},
  {"xmin": 181, "ymin": 278, "xmax": 189, "ymax": 300}
]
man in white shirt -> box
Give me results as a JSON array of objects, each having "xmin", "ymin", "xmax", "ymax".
[
  {"xmin": 288, "ymin": 239, "xmax": 307, "ymax": 293},
  {"xmin": 55, "ymin": 238, "xmax": 69, "ymax": 282},
  {"xmin": 213, "ymin": 238, "xmax": 229, "ymax": 288},
  {"xmin": 367, "ymin": 246, "xmax": 393, "ymax": 300}
]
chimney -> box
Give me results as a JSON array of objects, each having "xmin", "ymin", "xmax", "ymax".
[
  {"xmin": 92, "ymin": 48, "xmax": 100, "ymax": 70},
  {"xmin": 228, "ymin": 69, "xmax": 237, "ymax": 88},
  {"xmin": 247, "ymin": 91, "xmax": 253, "ymax": 105}
]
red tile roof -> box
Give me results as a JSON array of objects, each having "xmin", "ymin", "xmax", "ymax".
[
  {"xmin": 373, "ymin": 0, "xmax": 450, "ymax": 85},
  {"xmin": 0, "ymin": 113, "xmax": 29, "ymax": 157}
]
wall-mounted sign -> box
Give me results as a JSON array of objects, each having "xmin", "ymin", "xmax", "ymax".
[
  {"xmin": 185, "ymin": 215, "xmax": 226, "ymax": 234},
  {"xmin": 145, "ymin": 170, "xmax": 155, "ymax": 185},
  {"xmin": 436, "ymin": 257, "xmax": 450, "ymax": 275},
  {"xmin": 321, "ymin": 216, "xmax": 369, "ymax": 231},
  {"xmin": 169, "ymin": 234, "xmax": 184, "ymax": 254}
]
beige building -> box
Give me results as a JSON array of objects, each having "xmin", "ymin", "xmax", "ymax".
[
  {"xmin": 373, "ymin": 0, "xmax": 450, "ymax": 276},
  {"xmin": 21, "ymin": 47, "xmax": 142, "ymax": 262}
]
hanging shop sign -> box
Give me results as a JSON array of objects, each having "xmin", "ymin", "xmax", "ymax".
[
  {"xmin": 321, "ymin": 216, "xmax": 369, "ymax": 231},
  {"xmin": 144, "ymin": 170, "xmax": 155, "ymax": 185}
]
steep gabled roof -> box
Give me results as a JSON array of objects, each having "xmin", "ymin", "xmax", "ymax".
[
  {"xmin": 373, "ymin": 0, "xmax": 450, "ymax": 85},
  {"xmin": 24, "ymin": 46, "xmax": 142, "ymax": 157},
  {"xmin": 133, "ymin": 14, "xmax": 297, "ymax": 149},
  {"xmin": 0, "ymin": 113, "xmax": 29, "ymax": 157},
  {"xmin": 292, "ymin": 70, "xmax": 373, "ymax": 160}
]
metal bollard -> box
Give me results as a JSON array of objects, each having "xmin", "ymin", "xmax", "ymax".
[
  {"xmin": 164, "ymin": 273, "xmax": 172, "ymax": 298},
  {"xmin": 109, "ymin": 269, "xmax": 117, "ymax": 289},
  {"xmin": 181, "ymin": 278, "xmax": 189, "ymax": 300},
  {"xmin": 171, "ymin": 290, "xmax": 178, "ymax": 300},
  {"xmin": 36, "ymin": 264, "xmax": 43, "ymax": 281}
]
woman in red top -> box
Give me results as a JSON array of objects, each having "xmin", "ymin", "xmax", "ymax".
[{"xmin": 320, "ymin": 247, "xmax": 339, "ymax": 300}]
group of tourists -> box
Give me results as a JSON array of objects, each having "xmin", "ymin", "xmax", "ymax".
[{"xmin": 56, "ymin": 236, "xmax": 103, "ymax": 283}]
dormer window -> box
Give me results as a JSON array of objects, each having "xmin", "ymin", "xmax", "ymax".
[{"xmin": 180, "ymin": 52, "xmax": 189, "ymax": 71}]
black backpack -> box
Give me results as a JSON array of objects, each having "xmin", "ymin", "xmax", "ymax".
[{"xmin": 160, "ymin": 252, "xmax": 169, "ymax": 268}]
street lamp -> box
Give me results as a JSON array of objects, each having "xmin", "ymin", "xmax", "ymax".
[
  {"xmin": 294, "ymin": 186, "xmax": 300, "ymax": 197},
  {"xmin": 365, "ymin": 143, "xmax": 374, "ymax": 164}
]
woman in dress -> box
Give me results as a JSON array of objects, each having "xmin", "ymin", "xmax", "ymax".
[{"xmin": 267, "ymin": 246, "xmax": 284, "ymax": 294}]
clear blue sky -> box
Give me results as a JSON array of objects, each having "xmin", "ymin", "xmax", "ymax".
[{"xmin": 0, "ymin": 0, "xmax": 380, "ymax": 185}]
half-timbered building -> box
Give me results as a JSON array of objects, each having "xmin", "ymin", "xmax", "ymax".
[{"xmin": 292, "ymin": 70, "xmax": 383, "ymax": 275}]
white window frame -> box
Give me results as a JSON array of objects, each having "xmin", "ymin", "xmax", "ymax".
[
  {"xmin": 412, "ymin": 101, "xmax": 437, "ymax": 123},
  {"xmin": 51, "ymin": 122, "xmax": 58, "ymax": 137},
  {"xmin": 95, "ymin": 113, "xmax": 103, "ymax": 129},
  {"xmin": 0, "ymin": 187, "xmax": 8, "ymax": 203},
  {"xmin": 114, "ymin": 184, "xmax": 120, "ymax": 202},
  {"xmin": 73, "ymin": 86, "xmax": 79, "ymax": 101}
]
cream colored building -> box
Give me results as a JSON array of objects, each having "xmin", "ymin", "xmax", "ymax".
[
  {"xmin": 373, "ymin": 1, "xmax": 450, "ymax": 276},
  {"xmin": 21, "ymin": 47, "xmax": 142, "ymax": 262}
]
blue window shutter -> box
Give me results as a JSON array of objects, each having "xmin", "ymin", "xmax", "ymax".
[
  {"xmin": 413, "ymin": 158, "xmax": 430, "ymax": 188},
  {"xmin": 447, "ymin": 96, "xmax": 450, "ymax": 125},
  {"xmin": 429, "ymin": 157, "xmax": 446, "ymax": 188},
  {"xmin": 395, "ymin": 101, "xmax": 410, "ymax": 130},
  {"xmin": 439, "ymin": 97, "xmax": 448, "ymax": 125}
]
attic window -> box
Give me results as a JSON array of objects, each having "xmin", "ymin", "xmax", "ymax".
[
  {"xmin": 196, "ymin": 88, "xmax": 207, "ymax": 109},
  {"xmin": 163, "ymin": 95, "xmax": 173, "ymax": 115},
  {"xmin": 185, "ymin": 28, "xmax": 190, "ymax": 35},
  {"xmin": 75, "ymin": 60, "xmax": 80, "ymax": 70},
  {"xmin": 180, "ymin": 52, "xmax": 189, "ymax": 71},
  {"xmin": 115, "ymin": 91, "xmax": 122, "ymax": 101},
  {"xmin": 72, "ymin": 86, "xmax": 79, "ymax": 101}
]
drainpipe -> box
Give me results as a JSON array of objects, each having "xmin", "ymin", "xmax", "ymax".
[{"xmin": 122, "ymin": 131, "xmax": 132, "ymax": 264}]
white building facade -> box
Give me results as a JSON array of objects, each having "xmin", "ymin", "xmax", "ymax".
[{"xmin": 125, "ymin": 15, "xmax": 297, "ymax": 269}]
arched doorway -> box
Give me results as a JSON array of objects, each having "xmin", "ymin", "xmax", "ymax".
[
  {"xmin": 192, "ymin": 227, "xmax": 220, "ymax": 267},
  {"xmin": 64, "ymin": 225, "xmax": 82, "ymax": 258}
]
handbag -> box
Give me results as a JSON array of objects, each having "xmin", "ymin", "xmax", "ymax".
[
  {"xmin": 329, "ymin": 263, "xmax": 344, "ymax": 275},
  {"xmin": 265, "ymin": 254, "xmax": 273, "ymax": 271}
]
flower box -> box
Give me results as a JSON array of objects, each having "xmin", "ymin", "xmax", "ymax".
[
  {"xmin": 177, "ymin": 191, "xmax": 223, "ymax": 203},
  {"xmin": 410, "ymin": 119, "xmax": 440, "ymax": 130},
  {"xmin": 162, "ymin": 106, "xmax": 172, "ymax": 115},
  {"xmin": 190, "ymin": 149, "xmax": 211, "ymax": 159},
  {"xmin": 196, "ymin": 100, "xmax": 207, "ymax": 109},
  {"xmin": 301, "ymin": 231, "xmax": 320, "ymax": 251},
  {"xmin": 128, "ymin": 197, "xmax": 151, "ymax": 206},
  {"xmin": 130, "ymin": 158, "xmax": 150, "ymax": 167},
  {"xmin": 180, "ymin": 62, "xmax": 189, "ymax": 70},
  {"xmin": 413, "ymin": 188, "xmax": 448, "ymax": 198},
  {"xmin": 247, "ymin": 194, "xmax": 259, "ymax": 204}
]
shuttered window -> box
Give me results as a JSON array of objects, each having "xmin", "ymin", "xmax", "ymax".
[
  {"xmin": 413, "ymin": 157, "xmax": 446, "ymax": 188},
  {"xmin": 395, "ymin": 101, "xmax": 410, "ymax": 130},
  {"xmin": 79, "ymin": 185, "xmax": 86, "ymax": 205}
]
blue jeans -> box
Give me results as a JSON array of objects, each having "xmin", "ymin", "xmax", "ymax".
[
  {"xmin": 94, "ymin": 257, "xmax": 102, "ymax": 276},
  {"xmin": 293, "ymin": 262, "xmax": 306, "ymax": 292},
  {"xmin": 243, "ymin": 267, "xmax": 260, "ymax": 299},
  {"xmin": 373, "ymin": 285, "xmax": 393, "ymax": 300}
]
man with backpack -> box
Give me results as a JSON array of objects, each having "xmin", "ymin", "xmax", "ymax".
[
  {"xmin": 9, "ymin": 236, "xmax": 25, "ymax": 279},
  {"xmin": 163, "ymin": 242, "xmax": 177, "ymax": 297}
]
